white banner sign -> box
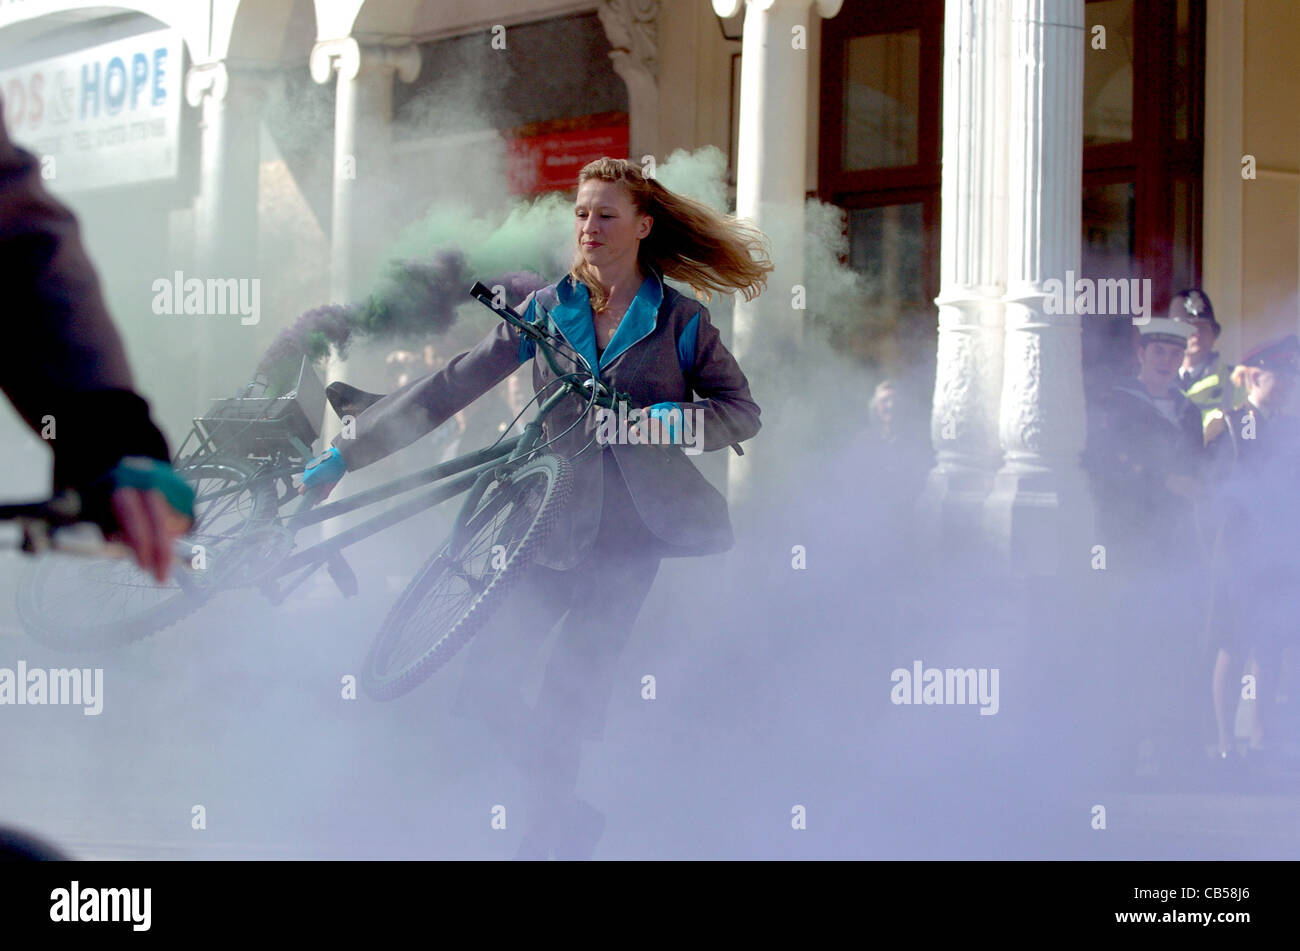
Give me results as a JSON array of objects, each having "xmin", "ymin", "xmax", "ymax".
[{"xmin": 0, "ymin": 28, "xmax": 183, "ymax": 191}]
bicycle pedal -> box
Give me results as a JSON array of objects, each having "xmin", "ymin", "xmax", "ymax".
[{"xmin": 326, "ymin": 553, "xmax": 358, "ymax": 597}]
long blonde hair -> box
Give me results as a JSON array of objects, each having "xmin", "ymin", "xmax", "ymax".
[{"xmin": 571, "ymin": 157, "xmax": 773, "ymax": 313}]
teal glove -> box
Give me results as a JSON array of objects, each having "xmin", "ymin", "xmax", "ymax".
[
  {"xmin": 646, "ymin": 402, "xmax": 684, "ymax": 444},
  {"xmin": 106, "ymin": 457, "xmax": 196, "ymax": 522},
  {"xmin": 303, "ymin": 446, "xmax": 347, "ymax": 489}
]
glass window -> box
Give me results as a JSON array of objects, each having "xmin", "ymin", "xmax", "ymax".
[
  {"xmin": 1171, "ymin": 176, "xmax": 1196, "ymax": 294},
  {"xmin": 1083, "ymin": 0, "xmax": 1134, "ymax": 145},
  {"xmin": 849, "ymin": 203, "xmax": 926, "ymax": 304},
  {"xmin": 1173, "ymin": 0, "xmax": 1192, "ymax": 140},
  {"xmin": 1081, "ymin": 181, "xmax": 1137, "ymax": 388},
  {"xmin": 842, "ymin": 30, "xmax": 921, "ymax": 170},
  {"xmin": 1082, "ymin": 182, "xmax": 1135, "ymax": 277}
]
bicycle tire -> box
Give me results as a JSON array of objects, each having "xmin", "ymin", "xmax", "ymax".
[
  {"xmin": 15, "ymin": 457, "xmax": 279, "ymax": 651},
  {"xmin": 360, "ymin": 452, "xmax": 573, "ymax": 701}
]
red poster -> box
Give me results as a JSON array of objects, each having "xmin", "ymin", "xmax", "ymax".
[{"xmin": 507, "ymin": 123, "xmax": 630, "ymax": 195}]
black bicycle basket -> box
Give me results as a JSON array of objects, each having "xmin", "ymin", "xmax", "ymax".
[{"xmin": 192, "ymin": 356, "xmax": 325, "ymax": 459}]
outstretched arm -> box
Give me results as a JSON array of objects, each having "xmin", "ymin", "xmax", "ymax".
[{"xmin": 332, "ymin": 295, "xmax": 539, "ymax": 470}]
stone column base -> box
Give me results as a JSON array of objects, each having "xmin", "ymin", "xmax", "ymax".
[
  {"xmin": 917, "ymin": 460, "xmax": 997, "ymax": 559},
  {"xmin": 983, "ymin": 461, "xmax": 1094, "ymax": 576}
]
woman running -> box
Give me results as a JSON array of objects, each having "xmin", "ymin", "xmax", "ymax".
[{"xmin": 302, "ymin": 157, "xmax": 772, "ymax": 858}]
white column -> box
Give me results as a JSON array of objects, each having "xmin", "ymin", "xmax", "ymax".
[
  {"xmin": 184, "ymin": 61, "xmax": 263, "ymax": 403},
  {"xmin": 186, "ymin": 62, "xmax": 262, "ymax": 274},
  {"xmin": 310, "ymin": 38, "xmax": 420, "ymax": 439},
  {"xmin": 983, "ymin": 0, "xmax": 1091, "ymax": 573},
  {"xmin": 310, "ymin": 39, "xmax": 420, "ymax": 304},
  {"xmin": 918, "ymin": 0, "xmax": 1009, "ymax": 551},
  {"xmin": 713, "ymin": 0, "xmax": 842, "ymax": 504}
]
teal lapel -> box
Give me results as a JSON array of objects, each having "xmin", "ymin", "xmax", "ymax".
[
  {"xmin": 599, "ymin": 270, "xmax": 663, "ymax": 370},
  {"xmin": 548, "ymin": 276, "xmax": 600, "ymax": 373},
  {"xmin": 547, "ymin": 271, "xmax": 665, "ymax": 376}
]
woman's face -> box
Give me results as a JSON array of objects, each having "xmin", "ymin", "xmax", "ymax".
[{"xmin": 574, "ymin": 179, "xmax": 652, "ymax": 273}]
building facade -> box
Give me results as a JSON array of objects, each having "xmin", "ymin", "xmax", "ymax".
[{"xmin": 0, "ymin": 0, "xmax": 1295, "ymax": 568}]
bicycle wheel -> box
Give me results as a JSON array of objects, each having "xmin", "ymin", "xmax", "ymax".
[
  {"xmin": 16, "ymin": 457, "xmax": 278, "ymax": 651},
  {"xmin": 360, "ymin": 452, "xmax": 573, "ymax": 701}
]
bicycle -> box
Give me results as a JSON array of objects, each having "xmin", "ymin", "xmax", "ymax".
[{"xmin": 16, "ymin": 282, "xmax": 700, "ymax": 701}]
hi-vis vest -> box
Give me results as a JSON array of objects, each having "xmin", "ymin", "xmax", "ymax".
[{"xmin": 1182, "ymin": 357, "xmax": 1244, "ymax": 432}]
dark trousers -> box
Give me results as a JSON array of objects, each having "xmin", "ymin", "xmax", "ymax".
[
  {"xmin": 450, "ymin": 449, "xmax": 664, "ymax": 826},
  {"xmin": 1103, "ymin": 561, "xmax": 1206, "ymax": 773}
]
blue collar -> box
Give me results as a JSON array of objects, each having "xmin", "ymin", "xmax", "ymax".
[{"xmin": 550, "ymin": 269, "xmax": 664, "ymax": 373}]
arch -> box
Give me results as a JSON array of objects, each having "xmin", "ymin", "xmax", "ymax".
[
  {"xmin": 344, "ymin": 0, "xmax": 426, "ymax": 41},
  {"xmin": 0, "ymin": 1, "xmax": 209, "ymax": 66},
  {"xmin": 221, "ymin": 0, "xmax": 317, "ymax": 66}
]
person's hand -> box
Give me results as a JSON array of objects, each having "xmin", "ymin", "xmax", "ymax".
[
  {"xmin": 299, "ymin": 445, "xmax": 346, "ymax": 498},
  {"xmin": 103, "ymin": 457, "xmax": 196, "ymax": 583},
  {"xmin": 1165, "ymin": 473, "xmax": 1203, "ymax": 501},
  {"xmin": 639, "ymin": 402, "xmax": 684, "ymax": 444}
]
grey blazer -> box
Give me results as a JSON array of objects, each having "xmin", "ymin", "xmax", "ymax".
[{"xmin": 332, "ymin": 268, "xmax": 761, "ymax": 569}]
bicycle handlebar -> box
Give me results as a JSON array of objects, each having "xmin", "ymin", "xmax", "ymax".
[
  {"xmin": 0, "ymin": 490, "xmax": 193, "ymax": 566},
  {"xmin": 468, "ymin": 281, "xmax": 630, "ymax": 406}
]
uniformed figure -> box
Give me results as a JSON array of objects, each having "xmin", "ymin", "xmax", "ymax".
[
  {"xmin": 1083, "ymin": 317, "xmax": 1208, "ymax": 780},
  {"xmin": 1173, "ymin": 289, "xmax": 1245, "ymax": 431},
  {"xmin": 1084, "ymin": 317, "xmax": 1206, "ymax": 564},
  {"xmin": 1205, "ymin": 334, "xmax": 1300, "ymax": 766}
]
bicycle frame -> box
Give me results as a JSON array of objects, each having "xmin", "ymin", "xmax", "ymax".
[
  {"xmin": 178, "ymin": 282, "xmax": 645, "ymax": 604},
  {"xmin": 235, "ymin": 384, "xmax": 594, "ymax": 603}
]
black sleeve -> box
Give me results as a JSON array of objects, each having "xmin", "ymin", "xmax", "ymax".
[{"xmin": 0, "ymin": 103, "xmax": 171, "ymax": 494}]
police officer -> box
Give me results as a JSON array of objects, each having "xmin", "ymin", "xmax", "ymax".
[
  {"xmin": 1173, "ymin": 289, "xmax": 1245, "ymax": 432},
  {"xmin": 1205, "ymin": 334, "xmax": 1300, "ymax": 767}
]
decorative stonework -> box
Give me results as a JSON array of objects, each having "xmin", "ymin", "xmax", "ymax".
[
  {"xmin": 597, "ymin": 0, "xmax": 659, "ymax": 160},
  {"xmin": 598, "ymin": 0, "xmax": 659, "ymax": 82},
  {"xmin": 921, "ymin": 0, "xmax": 1007, "ymax": 545},
  {"xmin": 932, "ymin": 301, "xmax": 1004, "ymax": 459},
  {"xmin": 309, "ymin": 38, "xmax": 420, "ymax": 85},
  {"xmin": 985, "ymin": 0, "xmax": 1091, "ymax": 573},
  {"xmin": 185, "ymin": 61, "xmax": 229, "ymax": 106},
  {"xmin": 924, "ymin": 0, "xmax": 1092, "ymax": 571}
]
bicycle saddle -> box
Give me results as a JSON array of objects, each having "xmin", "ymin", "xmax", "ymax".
[{"xmin": 325, "ymin": 382, "xmax": 385, "ymax": 419}]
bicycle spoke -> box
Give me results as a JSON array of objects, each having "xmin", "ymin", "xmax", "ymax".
[
  {"xmin": 19, "ymin": 459, "xmax": 276, "ymax": 647},
  {"xmin": 371, "ymin": 466, "xmax": 555, "ymax": 682}
]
